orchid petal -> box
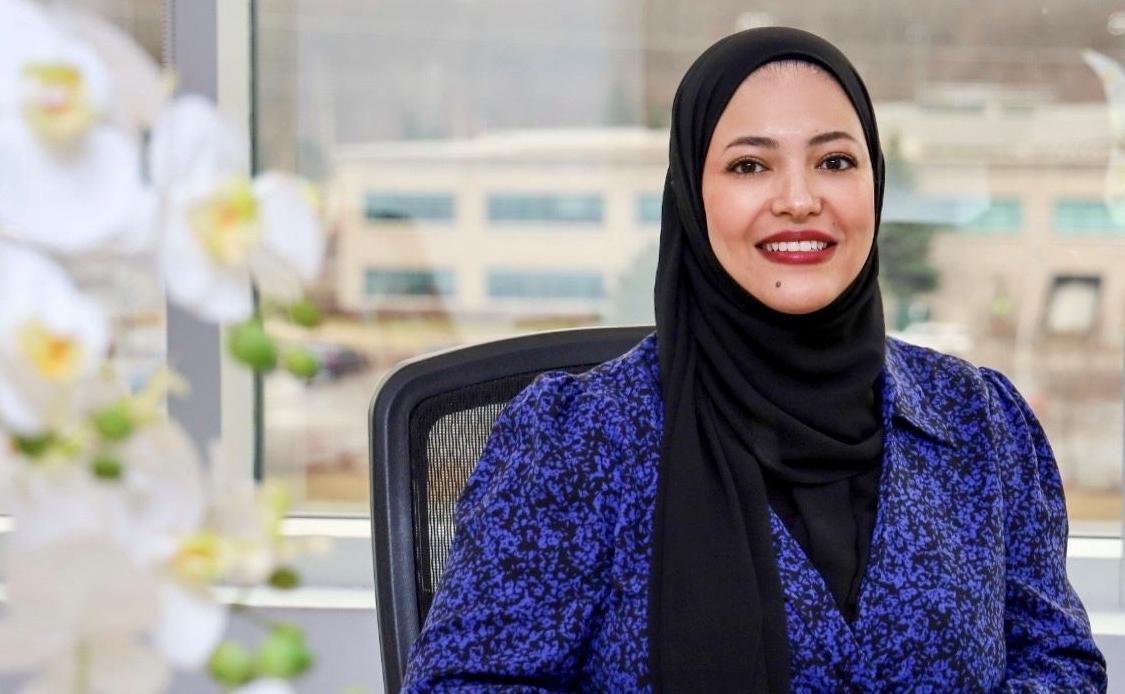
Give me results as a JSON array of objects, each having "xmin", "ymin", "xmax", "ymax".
[
  {"xmin": 18, "ymin": 636, "xmax": 168, "ymax": 694},
  {"xmin": 0, "ymin": 378, "xmax": 43, "ymax": 434},
  {"xmin": 152, "ymin": 582, "xmax": 227, "ymax": 669},
  {"xmin": 157, "ymin": 203, "xmax": 217, "ymax": 305},
  {"xmin": 7, "ymin": 541, "xmax": 159, "ymax": 634},
  {"xmin": 0, "ymin": 115, "xmax": 144, "ymax": 254},
  {"xmin": 158, "ymin": 201, "xmax": 255, "ymax": 323},
  {"xmin": 49, "ymin": 4, "xmax": 168, "ymax": 129},
  {"xmin": 149, "ymin": 94, "xmax": 247, "ymax": 191},
  {"xmin": 254, "ymin": 172, "xmax": 325, "ymax": 284},
  {"xmin": 188, "ymin": 270, "xmax": 255, "ymax": 323},
  {"xmin": 0, "ymin": 0, "xmax": 65, "ymax": 112},
  {"xmin": 5, "ymin": 465, "xmax": 111, "ymax": 549},
  {"xmin": 118, "ymin": 422, "xmax": 205, "ymax": 562},
  {"xmin": 106, "ymin": 185, "xmax": 160, "ymax": 255},
  {"xmin": 248, "ymin": 249, "xmax": 304, "ymax": 303},
  {"xmin": 0, "ymin": 614, "xmax": 70, "ymax": 671},
  {"xmin": 0, "ymin": 242, "xmax": 109, "ymax": 433},
  {"xmin": 88, "ymin": 636, "xmax": 170, "ymax": 694}
]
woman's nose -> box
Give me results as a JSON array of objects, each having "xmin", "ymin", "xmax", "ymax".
[{"xmin": 771, "ymin": 169, "xmax": 821, "ymax": 219}]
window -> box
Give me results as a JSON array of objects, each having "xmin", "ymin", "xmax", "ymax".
[
  {"xmin": 487, "ymin": 194, "xmax": 603, "ymax": 224},
  {"xmin": 1055, "ymin": 199, "xmax": 1125, "ymax": 235},
  {"xmin": 364, "ymin": 193, "xmax": 455, "ymax": 222},
  {"xmin": 250, "ymin": 0, "xmax": 1125, "ymax": 536},
  {"xmin": 365, "ymin": 269, "xmax": 455, "ymax": 297},
  {"xmin": 957, "ymin": 199, "xmax": 1022, "ymax": 233},
  {"xmin": 638, "ymin": 193, "xmax": 662, "ymax": 226},
  {"xmin": 487, "ymin": 271, "xmax": 605, "ymax": 300},
  {"xmin": 1044, "ymin": 276, "xmax": 1100, "ymax": 336}
]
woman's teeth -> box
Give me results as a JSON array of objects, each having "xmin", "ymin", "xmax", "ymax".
[{"xmin": 762, "ymin": 240, "xmax": 829, "ymax": 252}]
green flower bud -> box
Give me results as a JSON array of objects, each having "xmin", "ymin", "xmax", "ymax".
[
  {"xmin": 91, "ymin": 454, "xmax": 124, "ymax": 480},
  {"xmin": 227, "ymin": 322, "xmax": 278, "ymax": 372},
  {"xmin": 282, "ymin": 348, "xmax": 320, "ymax": 380},
  {"xmin": 14, "ymin": 434, "xmax": 53, "ymax": 459},
  {"xmin": 256, "ymin": 625, "xmax": 314, "ymax": 678},
  {"xmin": 92, "ymin": 401, "xmax": 134, "ymax": 441},
  {"xmin": 268, "ymin": 565, "xmax": 301, "ymax": 590},
  {"xmin": 287, "ymin": 299, "xmax": 323, "ymax": 328},
  {"xmin": 207, "ymin": 639, "xmax": 255, "ymax": 686}
]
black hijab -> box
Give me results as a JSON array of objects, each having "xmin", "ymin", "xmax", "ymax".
[{"xmin": 650, "ymin": 27, "xmax": 886, "ymax": 693}]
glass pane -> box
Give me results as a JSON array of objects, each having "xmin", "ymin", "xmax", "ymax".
[{"xmin": 255, "ymin": 0, "xmax": 1125, "ymax": 532}]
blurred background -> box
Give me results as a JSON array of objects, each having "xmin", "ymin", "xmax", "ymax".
[{"xmin": 75, "ymin": 0, "xmax": 1125, "ymax": 534}]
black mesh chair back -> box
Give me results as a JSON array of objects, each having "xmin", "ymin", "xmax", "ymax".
[{"xmin": 368, "ymin": 325, "xmax": 652, "ymax": 692}]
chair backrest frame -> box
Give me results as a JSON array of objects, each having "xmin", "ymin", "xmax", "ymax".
[{"xmin": 368, "ymin": 325, "xmax": 653, "ymax": 692}]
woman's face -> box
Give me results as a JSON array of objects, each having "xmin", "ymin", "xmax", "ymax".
[{"xmin": 701, "ymin": 63, "xmax": 875, "ymax": 315}]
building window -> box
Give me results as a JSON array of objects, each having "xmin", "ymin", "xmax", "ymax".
[
  {"xmin": 364, "ymin": 193, "xmax": 455, "ymax": 222},
  {"xmin": 637, "ymin": 193, "xmax": 662, "ymax": 225},
  {"xmin": 487, "ymin": 194, "xmax": 603, "ymax": 224},
  {"xmin": 487, "ymin": 271, "xmax": 605, "ymax": 299},
  {"xmin": 365, "ymin": 268, "xmax": 455, "ymax": 297},
  {"xmin": 1054, "ymin": 200, "xmax": 1125, "ymax": 235},
  {"xmin": 1044, "ymin": 276, "xmax": 1100, "ymax": 336},
  {"xmin": 957, "ymin": 199, "xmax": 1022, "ymax": 233}
]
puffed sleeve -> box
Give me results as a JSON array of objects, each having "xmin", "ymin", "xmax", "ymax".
[
  {"xmin": 980, "ymin": 368, "xmax": 1107, "ymax": 693},
  {"xmin": 401, "ymin": 371, "xmax": 624, "ymax": 692}
]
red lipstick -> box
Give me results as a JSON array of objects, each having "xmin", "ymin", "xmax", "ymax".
[{"xmin": 756, "ymin": 230, "xmax": 836, "ymax": 265}]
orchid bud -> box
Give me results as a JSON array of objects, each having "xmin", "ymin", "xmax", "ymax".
[
  {"xmin": 287, "ymin": 299, "xmax": 322, "ymax": 328},
  {"xmin": 91, "ymin": 454, "xmax": 124, "ymax": 480},
  {"xmin": 282, "ymin": 348, "xmax": 319, "ymax": 380},
  {"xmin": 92, "ymin": 401, "xmax": 134, "ymax": 440},
  {"xmin": 227, "ymin": 321, "xmax": 278, "ymax": 372},
  {"xmin": 207, "ymin": 639, "xmax": 255, "ymax": 686},
  {"xmin": 256, "ymin": 625, "xmax": 313, "ymax": 678}
]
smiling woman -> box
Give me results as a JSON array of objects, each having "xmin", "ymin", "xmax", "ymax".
[
  {"xmin": 702, "ymin": 61, "xmax": 876, "ymax": 314},
  {"xmin": 399, "ymin": 27, "xmax": 1106, "ymax": 693}
]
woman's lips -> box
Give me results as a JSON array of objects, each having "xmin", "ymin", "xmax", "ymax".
[{"xmin": 756, "ymin": 231, "xmax": 837, "ymax": 265}]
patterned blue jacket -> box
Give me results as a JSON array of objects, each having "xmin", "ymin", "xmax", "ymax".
[{"xmin": 403, "ymin": 334, "xmax": 1107, "ymax": 693}]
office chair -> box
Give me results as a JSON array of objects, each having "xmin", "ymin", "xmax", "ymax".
[{"xmin": 368, "ymin": 325, "xmax": 653, "ymax": 692}]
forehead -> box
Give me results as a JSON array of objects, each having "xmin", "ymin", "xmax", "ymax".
[{"xmin": 715, "ymin": 62, "xmax": 863, "ymax": 135}]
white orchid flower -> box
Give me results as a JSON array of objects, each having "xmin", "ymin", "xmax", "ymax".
[
  {"xmin": 0, "ymin": 539, "xmax": 169, "ymax": 694},
  {"xmin": 108, "ymin": 422, "xmax": 227, "ymax": 669},
  {"xmin": 0, "ymin": 0, "xmax": 147, "ymax": 255},
  {"xmin": 0, "ymin": 241, "xmax": 109, "ymax": 435},
  {"xmin": 201, "ymin": 443, "xmax": 292, "ymax": 585},
  {"xmin": 2, "ymin": 421, "xmax": 228, "ymax": 672},
  {"xmin": 47, "ymin": 3, "xmax": 170, "ymax": 131},
  {"xmin": 152, "ymin": 580, "xmax": 228, "ymax": 671},
  {"xmin": 114, "ymin": 421, "xmax": 206, "ymax": 561},
  {"xmin": 150, "ymin": 96, "xmax": 324, "ymax": 322}
]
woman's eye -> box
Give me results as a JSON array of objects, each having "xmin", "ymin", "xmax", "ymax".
[
  {"xmin": 729, "ymin": 159, "xmax": 764, "ymax": 175},
  {"xmin": 820, "ymin": 155, "xmax": 857, "ymax": 171}
]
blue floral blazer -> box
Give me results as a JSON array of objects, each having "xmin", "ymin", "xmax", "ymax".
[{"xmin": 403, "ymin": 334, "xmax": 1107, "ymax": 693}]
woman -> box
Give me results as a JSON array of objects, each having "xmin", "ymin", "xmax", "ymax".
[{"xmin": 403, "ymin": 27, "xmax": 1107, "ymax": 692}]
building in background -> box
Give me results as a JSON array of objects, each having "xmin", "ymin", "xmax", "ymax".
[{"xmin": 251, "ymin": 0, "xmax": 1125, "ymax": 520}]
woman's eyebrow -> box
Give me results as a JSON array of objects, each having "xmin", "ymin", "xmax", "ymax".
[
  {"xmin": 808, "ymin": 130, "xmax": 858, "ymax": 146},
  {"xmin": 724, "ymin": 135, "xmax": 777, "ymax": 150},
  {"xmin": 723, "ymin": 130, "xmax": 859, "ymax": 150}
]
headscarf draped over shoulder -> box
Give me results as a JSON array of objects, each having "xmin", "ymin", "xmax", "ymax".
[{"xmin": 650, "ymin": 27, "xmax": 886, "ymax": 693}]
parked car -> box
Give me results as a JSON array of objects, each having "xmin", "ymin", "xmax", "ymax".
[{"xmin": 304, "ymin": 343, "xmax": 372, "ymax": 381}]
